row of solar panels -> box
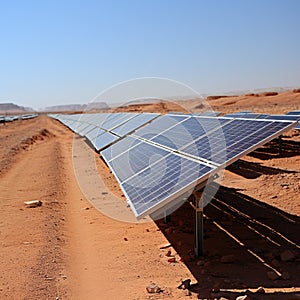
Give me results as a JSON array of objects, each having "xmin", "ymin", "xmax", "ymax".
[
  {"xmin": 50, "ymin": 112, "xmax": 297, "ymax": 219},
  {"xmin": 224, "ymin": 111, "xmax": 300, "ymax": 129},
  {"xmin": 0, "ymin": 113, "xmax": 38, "ymax": 123}
]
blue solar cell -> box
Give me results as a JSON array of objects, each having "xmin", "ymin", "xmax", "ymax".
[
  {"xmin": 180, "ymin": 119, "xmax": 275, "ymax": 164},
  {"xmin": 121, "ymin": 153, "xmax": 213, "ymax": 218},
  {"xmin": 92, "ymin": 132, "xmax": 119, "ymax": 151},
  {"xmin": 112, "ymin": 113, "xmax": 159, "ymax": 136},
  {"xmin": 209, "ymin": 120, "xmax": 294, "ymax": 164},
  {"xmin": 79, "ymin": 124, "xmax": 97, "ymax": 136},
  {"xmin": 264, "ymin": 115, "xmax": 300, "ymax": 121},
  {"xmin": 101, "ymin": 113, "xmax": 139, "ymax": 130},
  {"xmin": 85, "ymin": 127, "xmax": 105, "ymax": 141},
  {"xmin": 101, "ymin": 136, "xmax": 142, "ymax": 161},
  {"xmin": 150, "ymin": 117, "xmax": 229, "ymax": 151},
  {"xmin": 104, "ymin": 141, "xmax": 170, "ymax": 182},
  {"xmin": 134, "ymin": 114, "xmax": 190, "ymax": 140},
  {"xmin": 286, "ymin": 111, "xmax": 300, "ymax": 116}
]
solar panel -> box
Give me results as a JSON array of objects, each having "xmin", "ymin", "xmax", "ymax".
[
  {"xmin": 121, "ymin": 153, "xmax": 213, "ymax": 217},
  {"xmin": 263, "ymin": 114, "xmax": 300, "ymax": 121},
  {"xmin": 51, "ymin": 112, "xmax": 297, "ymax": 220},
  {"xmin": 144, "ymin": 116, "xmax": 229, "ymax": 152},
  {"xmin": 181, "ymin": 119, "xmax": 294, "ymax": 165},
  {"xmin": 101, "ymin": 138, "xmax": 214, "ymax": 218},
  {"xmin": 92, "ymin": 131, "xmax": 119, "ymax": 151},
  {"xmin": 286, "ymin": 111, "xmax": 300, "ymax": 116},
  {"xmin": 133, "ymin": 114, "xmax": 191, "ymax": 140},
  {"xmin": 210, "ymin": 120, "xmax": 294, "ymax": 165},
  {"xmin": 85, "ymin": 127, "xmax": 106, "ymax": 141},
  {"xmin": 101, "ymin": 113, "xmax": 139, "ymax": 131},
  {"xmin": 112, "ymin": 113, "xmax": 159, "ymax": 136},
  {"xmin": 104, "ymin": 140, "xmax": 171, "ymax": 182},
  {"xmin": 79, "ymin": 124, "xmax": 97, "ymax": 136},
  {"xmin": 101, "ymin": 136, "xmax": 143, "ymax": 161}
]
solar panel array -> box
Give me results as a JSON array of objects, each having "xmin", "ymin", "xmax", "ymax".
[
  {"xmin": 225, "ymin": 112, "xmax": 300, "ymax": 130},
  {"xmin": 0, "ymin": 114, "xmax": 38, "ymax": 123},
  {"xmin": 50, "ymin": 112, "xmax": 159, "ymax": 151},
  {"xmin": 50, "ymin": 112, "xmax": 297, "ymax": 219},
  {"xmin": 286, "ymin": 111, "xmax": 300, "ymax": 129}
]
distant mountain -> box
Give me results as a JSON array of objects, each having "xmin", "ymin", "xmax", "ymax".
[
  {"xmin": 0, "ymin": 103, "xmax": 34, "ymax": 113},
  {"xmin": 85, "ymin": 102, "xmax": 110, "ymax": 110},
  {"xmin": 43, "ymin": 104, "xmax": 85, "ymax": 112},
  {"xmin": 43, "ymin": 102, "xmax": 109, "ymax": 112}
]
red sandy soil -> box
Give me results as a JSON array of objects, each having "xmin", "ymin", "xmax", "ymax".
[{"xmin": 0, "ymin": 90, "xmax": 300, "ymax": 299}]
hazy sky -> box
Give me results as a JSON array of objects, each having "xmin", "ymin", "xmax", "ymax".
[{"xmin": 0, "ymin": 0, "xmax": 299, "ymax": 109}]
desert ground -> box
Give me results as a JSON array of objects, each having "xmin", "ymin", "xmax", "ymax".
[{"xmin": 0, "ymin": 90, "xmax": 300, "ymax": 300}]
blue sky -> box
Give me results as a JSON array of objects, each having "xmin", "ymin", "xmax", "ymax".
[{"xmin": 0, "ymin": 0, "xmax": 299, "ymax": 109}]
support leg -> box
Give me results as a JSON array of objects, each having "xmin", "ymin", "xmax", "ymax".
[
  {"xmin": 164, "ymin": 210, "xmax": 171, "ymax": 224},
  {"xmin": 194, "ymin": 209, "xmax": 204, "ymax": 257},
  {"xmin": 278, "ymin": 135, "xmax": 282, "ymax": 155}
]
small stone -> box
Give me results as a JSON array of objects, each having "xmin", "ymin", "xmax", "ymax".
[
  {"xmin": 211, "ymin": 283, "xmax": 220, "ymax": 293},
  {"xmin": 44, "ymin": 277, "xmax": 54, "ymax": 281},
  {"xmin": 146, "ymin": 283, "xmax": 161, "ymax": 293},
  {"xmin": 24, "ymin": 200, "xmax": 42, "ymax": 208},
  {"xmin": 177, "ymin": 279, "xmax": 191, "ymax": 290},
  {"xmin": 220, "ymin": 254, "xmax": 235, "ymax": 263},
  {"xmin": 84, "ymin": 207, "xmax": 90, "ymax": 210},
  {"xmin": 267, "ymin": 271, "xmax": 280, "ymax": 280},
  {"xmin": 159, "ymin": 243, "xmax": 171, "ymax": 249},
  {"xmin": 282, "ymin": 271, "xmax": 291, "ymax": 280},
  {"xmin": 168, "ymin": 257, "xmax": 176, "ymax": 263},
  {"xmin": 124, "ymin": 237, "xmax": 128, "ymax": 241},
  {"xmin": 165, "ymin": 250, "xmax": 172, "ymax": 257},
  {"xmin": 280, "ymin": 250, "xmax": 295, "ymax": 262},
  {"xmin": 256, "ymin": 287, "xmax": 265, "ymax": 294},
  {"xmin": 236, "ymin": 296, "xmax": 249, "ymax": 300}
]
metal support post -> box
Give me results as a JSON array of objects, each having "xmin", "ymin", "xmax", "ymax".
[
  {"xmin": 164, "ymin": 210, "xmax": 171, "ymax": 224},
  {"xmin": 278, "ymin": 135, "xmax": 282, "ymax": 155},
  {"xmin": 192, "ymin": 191, "xmax": 204, "ymax": 258},
  {"xmin": 194, "ymin": 208, "xmax": 204, "ymax": 257}
]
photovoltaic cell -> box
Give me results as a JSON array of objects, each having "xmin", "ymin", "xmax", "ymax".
[
  {"xmin": 180, "ymin": 119, "xmax": 286, "ymax": 164},
  {"xmin": 134, "ymin": 114, "xmax": 190, "ymax": 140},
  {"xmin": 101, "ymin": 113, "xmax": 139, "ymax": 130},
  {"xmin": 101, "ymin": 136, "xmax": 142, "ymax": 161},
  {"xmin": 149, "ymin": 117, "xmax": 229, "ymax": 151},
  {"xmin": 92, "ymin": 132, "xmax": 119, "ymax": 151},
  {"xmin": 286, "ymin": 111, "xmax": 300, "ymax": 116},
  {"xmin": 121, "ymin": 153, "xmax": 213, "ymax": 217},
  {"xmin": 112, "ymin": 113, "xmax": 159, "ymax": 136},
  {"xmin": 85, "ymin": 127, "xmax": 105, "ymax": 141},
  {"xmin": 104, "ymin": 141, "xmax": 170, "ymax": 182}
]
